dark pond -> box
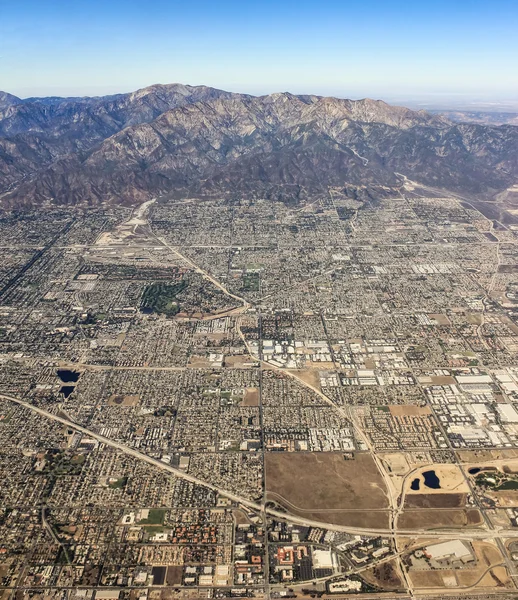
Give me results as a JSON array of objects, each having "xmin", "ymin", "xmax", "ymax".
[
  {"xmin": 410, "ymin": 478, "xmax": 420, "ymax": 491},
  {"xmin": 422, "ymin": 470, "xmax": 441, "ymax": 489},
  {"xmin": 468, "ymin": 466, "xmax": 495, "ymax": 475},
  {"xmin": 60, "ymin": 386, "xmax": 75, "ymax": 399},
  {"xmin": 57, "ymin": 369, "xmax": 80, "ymax": 383},
  {"xmin": 152, "ymin": 566, "xmax": 166, "ymax": 586}
]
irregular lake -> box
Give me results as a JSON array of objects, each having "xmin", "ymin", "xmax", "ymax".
[
  {"xmin": 60, "ymin": 386, "xmax": 75, "ymax": 399},
  {"xmin": 57, "ymin": 369, "xmax": 80, "ymax": 383},
  {"xmin": 422, "ymin": 470, "xmax": 441, "ymax": 489},
  {"xmin": 410, "ymin": 478, "xmax": 420, "ymax": 491}
]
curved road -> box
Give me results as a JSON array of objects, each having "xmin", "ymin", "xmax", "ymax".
[{"xmin": 5, "ymin": 392, "xmax": 518, "ymax": 542}]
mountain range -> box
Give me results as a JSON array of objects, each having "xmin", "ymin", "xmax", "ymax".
[{"xmin": 0, "ymin": 83, "xmax": 517, "ymax": 209}]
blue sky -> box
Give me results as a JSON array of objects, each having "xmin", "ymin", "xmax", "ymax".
[{"xmin": 1, "ymin": 0, "xmax": 517, "ymax": 104}]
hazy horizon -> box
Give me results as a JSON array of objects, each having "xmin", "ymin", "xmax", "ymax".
[
  {"xmin": 3, "ymin": 83, "xmax": 518, "ymax": 113},
  {"xmin": 2, "ymin": 0, "xmax": 517, "ymax": 110}
]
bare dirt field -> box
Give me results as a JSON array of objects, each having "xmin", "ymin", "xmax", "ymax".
[
  {"xmin": 388, "ymin": 405, "xmax": 432, "ymax": 417},
  {"xmin": 165, "ymin": 566, "xmax": 183, "ymax": 586},
  {"xmin": 187, "ymin": 355, "xmax": 214, "ymax": 368},
  {"xmin": 224, "ymin": 355, "xmax": 256, "ymax": 368},
  {"xmin": 457, "ymin": 449, "xmax": 518, "ymax": 463},
  {"xmin": 485, "ymin": 490, "xmax": 518, "ymax": 507},
  {"xmin": 429, "ymin": 375, "xmax": 456, "ymax": 385},
  {"xmin": 265, "ymin": 452, "xmax": 389, "ymax": 518},
  {"xmin": 233, "ymin": 509, "xmax": 251, "ymax": 525},
  {"xmin": 361, "ymin": 559, "xmax": 404, "ymax": 591},
  {"xmin": 408, "ymin": 570, "xmax": 447, "ymax": 589},
  {"xmin": 285, "ymin": 368, "xmax": 322, "ymax": 390},
  {"xmin": 471, "ymin": 565, "xmax": 511, "ymax": 589},
  {"xmin": 202, "ymin": 332, "xmax": 227, "ymax": 341},
  {"xmin": 382, "ymin": 452, "xmax": 410, "ymax": 476},
  {"xmin": 399, "ymin": 508, "xmax": 483, "ymax": 530},
  {"xmin": 107, "ymin": 394, "xmax": 140, "ymax": 406},
  {"xmin": 404, "ymin": 493, "xmax": 466, "ymax": 509},
  {"xmin": 240, "ymin": 387, "xmax": 260, "ymax": 407},
  {"xmin": 429, "ymin": 313, "xmax": 450, "ymax": 325},
  {"xmin": 381, "ymin": 452, "xmax": 433, "ymax": 496},
  {"xmin": 273, "ymin": 509, "xmax": 391, "ymax": 528}
]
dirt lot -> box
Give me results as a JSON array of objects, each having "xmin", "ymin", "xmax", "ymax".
[
  {"xmin": 107, "ymin": 394, "xmax": 140, "ymax": 406},
  {"xmin": 361, "ymin": 559, "xmax": 404, "ymax": 590},
  {"xmin": 429, "ymin": 313, "xmax": 450, "ymax": 325},
  {"xmin": 233, "ymin": 509, "xmax": 251, "ymax": 525},
  {"xmin": 466, "ymin": 313, "xmax": 483, "ymax": 325},
  {"xmin": 165, "ymin": 566, "xmax": 183, "ymax": 586},
  {"xmin": 429, "ymin": 375, "xmax": 456, "ymax": 385},
  {"xmin": 286, "ymin": 368, "xmax": 322, "ymax": 390},
  {"xmin": 265, "ymin": 452, "xmax": 388, "ymax": 511},
  {"xmin": 485, "ymin": 490, "xmax": 518, "ymax": 507},
  {"xmin": 388, "ymin": 405, "xmax": 432, "ymax": 417},
  {"xmin": 240, "ymin": 387, "xmax": 259, "ymax": 407},
  {"xmin": 381, "ymin": 452, "xmax": 433, "ymax": 496},
  {"xmin": 404, "ymin": 493, "xmax": 466, "ymax": 509},
  {"xmin": 408, "ymin": 570, "xmax": 448, "ymax": 589},
  {"xmin": 187, "ymin": 355, "xmax": 217, "ymax": 368},
  {"xmin": 272, "ymin": 509, "xmax": 391, "ymax": 528},
  {"xmin": 399, "ymin": 508, "xmax": 483, "ymax": 530},
  {"xmin": 382, "ymin": 452, "xmax": 410, "ymax": 476},
  {"xmin": 224, "ymin": 354, "xmax": 256, "ymax": 368},
  {"xmin": 457, "ymin": 449, "xmax": 518, "ymax": 463},
  {"xmin": 474, "ymin": 566, "xmax": 511, "ymax": 589}
]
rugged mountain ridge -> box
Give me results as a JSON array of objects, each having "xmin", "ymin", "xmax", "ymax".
[
  {"xmin": 0, "ymin": 84, "xmax": 517, "ymax": 208},
  {"xmin": 0, "ymin": 84, "xmax": 242, "ymax": 195}
]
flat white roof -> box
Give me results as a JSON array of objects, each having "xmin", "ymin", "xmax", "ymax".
[
  {"xmin": 497, "ymin": 404, "xmax": 518, "ymax": 423},
  {"xmin": 456, "ymin": 375, "xmax": 492, "ymax": 384},
  {"xmin": 425, "ymin": 540, "xmax": 472, "ymax": 560}
]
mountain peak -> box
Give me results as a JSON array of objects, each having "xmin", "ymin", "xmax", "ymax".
[{"xmin": 0, "ymin": 91, "xmax": 22, "ymax": 110}]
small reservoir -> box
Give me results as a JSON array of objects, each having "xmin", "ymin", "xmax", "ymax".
[
  {"xmin": 410, "ymin": 470, "xmax": 442, "ymax": 492},
  {"xmin": 57, "ymin": 369, "xmax": 81, "ymax": 383},
  {"xmin": 422, "ymin": 470, "xmax": 441, "ymax": 489},
  {"xmin": 60, "ymin": 386, "xmax": 75, "ymax": 399}
]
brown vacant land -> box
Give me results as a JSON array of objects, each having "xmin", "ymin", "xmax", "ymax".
[
  {"xmin": 404, "ymin": 493, "xmax": 466, "ymax": 509},
  {"xmin": 241, "ymin": 387, "xmax": 260, "ymax": 406},
  {"xmin": 225, "ymin": 354, "xmax": 256, "ymax": 368},
  {"xmin": 265, "ymin": 452, "xmax": 389, "ymax": 519},
  {"xmin": 362, "ymin": 559, "xmax": 404, "ymax": 591},
  {"xmin": 408, "ymin": 570, "xmax": 448, "ymax": 589},
  {"xmin": 286, "ymin": 368, "xmax": 322, "ymax": 389},
  {"xmin": 107, "ymin": 394, "xmax": 140, "ymax": 406},
  {"xmin": 429, "ymin": 313, "xmax": 450, "ymax": 325},
  {"xmin": 275, "ymin": 509, "xmax": 390, "ymax": 528},
  {"xmin": 389, "ymin": 405, "xmax": 432, "ymax": 417},
  {"xmin": 458, "ymin": 449, "xmax": 518, "ymax": 463},
  {"xmin": 165, "ymin": 566, "xmax": 183, "ymax": 586},
  {"xmin": 429, "ymin": 375, "xmax": 456, "ymax": 385},
  {"xmin": 399, "ymin": 508, "xmax": 483, "ymax": 530}
]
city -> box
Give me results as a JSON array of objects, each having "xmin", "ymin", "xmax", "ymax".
[{"xmin": 1, "ymin": 189, "xmax": 518, "ymax": 599}]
